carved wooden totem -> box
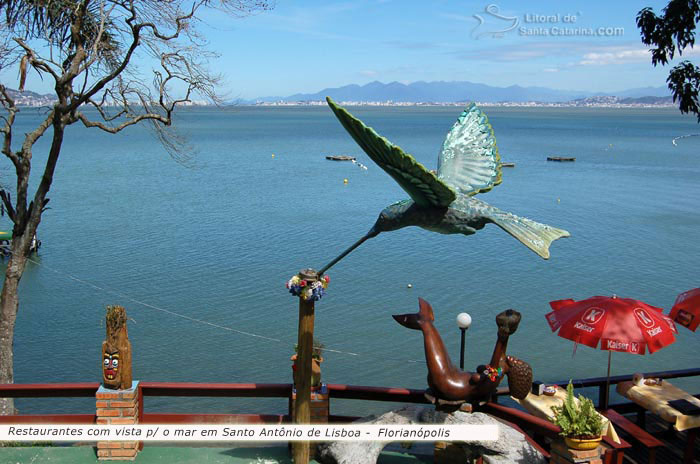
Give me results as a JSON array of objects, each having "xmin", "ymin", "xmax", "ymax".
[{"xmin": 102, "ymin": 305, "xmax": 133, "ymax": 390}]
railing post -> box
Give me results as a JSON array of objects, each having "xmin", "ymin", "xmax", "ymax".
[
  {"xmin": 96, "ymin": 381, "xmax": 140, "ymax": 460},
  {"xmin": 598, "ymin": 385, "xmax": 606, "ymax": 410},
  {"xmin": 292, "ymin": 269, "xmax": 318, "ymax": 464},
  {"xmin": 137, "ymin": 383, "xmax": 144, "ymax": 451}
]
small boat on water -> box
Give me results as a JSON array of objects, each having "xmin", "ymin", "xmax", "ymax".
[
  {"xmin": 501, "ymin": 162, "xmax": 515, "ymax": 168},
  {"xmin": 0, "ymin": 231, "xmax": 41, "ymax": 258},
  {"xmin": 547, "ymin": 157, "xmax": 576, "ymax": 162},
  {"xmin": 325, "ymin": 155, "xmax": 356, "ymax": 161}
]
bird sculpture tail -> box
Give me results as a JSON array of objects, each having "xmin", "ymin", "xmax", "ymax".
[{"xmin": 486, "ymin": 208, "xmax": 570, "ymax": 259}]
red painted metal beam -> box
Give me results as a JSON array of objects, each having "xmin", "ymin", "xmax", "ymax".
[
  {"xmin": 479, "ymin": 402, "xmax": 561, "ymax": 437},
  {"xmin": 139, "ymin": 382, "xmax": 292, "ymax": 398},
  {"xmin": 141, "ymin": 413, "xmax": 288, "ymax": 424},
  {"xmin": 0, "ymin": 414, "xmax": 95, "ymax": 424},
  {"xmin": 0, "ymin": 383, "xmax": 99, "ymax": 397},
  {"xmin": 326, "ymin": 384, "xmax": 429, "ymax": 403},
  {"xmin": 549, "ymin": 368, "xmax": 700, "ymax": 391}
]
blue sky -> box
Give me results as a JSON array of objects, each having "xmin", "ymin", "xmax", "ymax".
[
  {"xmin": 198, "ymin": 0, "xmax": 696, "ymax": 99},
  {"xmin": 6, "ymin": 1, "xmax": 699, "ymax": 99}
]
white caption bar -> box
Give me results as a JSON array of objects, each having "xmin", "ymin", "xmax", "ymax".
[{"xmin": 0, "ymin": 424, "xmax": 498, "ymax": 442}]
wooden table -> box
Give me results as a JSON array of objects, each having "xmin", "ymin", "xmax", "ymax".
[
  {"xmin": 617, "ymin": 380, "xmax": 700, "ymax": 463},
  {"xmin": 513, "ymin": 385, "xmax": 620, "ymax": 443}
]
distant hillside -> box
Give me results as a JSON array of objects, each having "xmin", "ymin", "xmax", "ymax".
[
  {"xmin": 4, "ymin": 88, "xmax": 56, "ymax": 106},
  {"xmin": 619, "ymin": 95, "xmax": 673, "ymax": 104},
  {"xmin": 570, "ymin": 95, "xmax": 674, "ymax": 106},
  {"xmin": 250, "ymin": 81, "xmax": 671, "ymax": 104}
]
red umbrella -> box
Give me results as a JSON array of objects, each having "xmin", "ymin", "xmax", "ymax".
[
  {"xmin": 669, "ymin": 288, "xmax": 700, "ymax": 332},
  {"xmin": 545, "ymin": 295, "xmax": 677, "ymax": 408}
]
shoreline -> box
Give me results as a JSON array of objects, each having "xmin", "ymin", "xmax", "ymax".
[
  {"xmin": 13, "ymin": 101, "xmax": 677, "ymax": 110},
  {"xmin": 247, "ymin": 101, "xmax": 677, "ymax": 109}
]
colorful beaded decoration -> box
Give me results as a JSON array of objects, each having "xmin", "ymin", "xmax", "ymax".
[
  {"xmin": 483, "ymin": 365, "xmax": 503, "ymax": 382},
  {"xmin": 286, "ymin": 274, "xmax": 330, "ymax": 302}
]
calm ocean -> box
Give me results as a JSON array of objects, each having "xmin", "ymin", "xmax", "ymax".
[{"xmin": 4, "ymin": 105, "xmax": 699, "ymax": 416}]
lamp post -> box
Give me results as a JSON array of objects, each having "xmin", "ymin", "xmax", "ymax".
[{"xmin": 456, "ymin": 312, "xmax": 472, "ymax": 370}]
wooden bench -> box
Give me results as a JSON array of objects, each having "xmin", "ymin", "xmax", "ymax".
[{"xmin": 602, "ymin": 409, "xmax": 665, "ymax": 464}]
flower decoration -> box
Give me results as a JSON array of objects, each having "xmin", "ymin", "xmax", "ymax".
[
  {"xmin": 286, "ymin": 274, "xmax": 330, "ymax": 302},
  {"xmin": 483, "ymin": 365, "xmax": 503, "ymax": 382}
]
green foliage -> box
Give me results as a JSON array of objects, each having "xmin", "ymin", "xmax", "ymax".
[
  {"xmin": 551, "ymin": 381, "xmax": 603, "ymax": 439},
  {"xmin": 637, "ymin": 1, "xmax": 700, "ymax": 121},
  {"xmin": 0, "ymin": 441, "xmax": 52, "ymax": 447},
  {"xmin": 1, "ymin": 0, "xmax": 121, "ymax": 69}
]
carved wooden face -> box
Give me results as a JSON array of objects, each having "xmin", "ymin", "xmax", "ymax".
[
  {"xmin": 103, "ymin": 351, "xmax": 119, "ymax": 382},
  {"xmin": 101, "ymin": 342, "xmax": 124, "ymax": 389}
]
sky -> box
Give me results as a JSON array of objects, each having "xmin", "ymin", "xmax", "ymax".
[{"xmin": 5, "ymin": 0, "xmax": 699, "ymax": 99}]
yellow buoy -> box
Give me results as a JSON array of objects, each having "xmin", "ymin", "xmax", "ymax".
[
  {"xmin": 343, "ymin": 178, "xmax": 348, "ymax": 184},
  {"xmin": 271, "ymin": 154, "xmax": 275, "ymax": 158},
  {"xmin": 557, "ymin": 198, "xmax": 561, "ymax": 203}
]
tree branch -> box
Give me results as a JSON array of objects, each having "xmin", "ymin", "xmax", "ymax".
[
  {"xmin": 13, "ymin": 38, "xmax": 62, "ymax": 83},
  {"xmin": 77, "ymin": 111, "xmax": 168, "ymax": 133},
  {"xmin": 0, "ymin": 85, "xmax": 19, "ymax": 166}
]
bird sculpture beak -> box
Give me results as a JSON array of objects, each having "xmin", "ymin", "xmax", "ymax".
[{"xmin": 318, "ymin": 228, "xmax": 380, "ymax": 275}]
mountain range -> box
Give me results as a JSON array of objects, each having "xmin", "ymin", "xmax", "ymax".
[
  {"xmin": 249, "ymin": 80, "xmax": 671, "ymax": 104},
  {"xmin": 7, "ymin": 81, "xmax": 673, "ymax": 106}
]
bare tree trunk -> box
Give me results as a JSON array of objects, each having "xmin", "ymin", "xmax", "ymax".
[
  {"xmin": 0, "ymin": 236, "xmax": 29, "ymax": 415},
  {"xmin": 0, "ymin": 120, "xmax": 62, "ymax": 415}
]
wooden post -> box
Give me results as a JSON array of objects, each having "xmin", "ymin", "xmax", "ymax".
[{"xmin": 292, "ymin": 268, "xmax": 317, "ymax": 464}]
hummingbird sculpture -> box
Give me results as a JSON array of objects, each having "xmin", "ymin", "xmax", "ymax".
[{"xmin": 318, "ymin": 97, "xmax": 569, "ymax": 275}]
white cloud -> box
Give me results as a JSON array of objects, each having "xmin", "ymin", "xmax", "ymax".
[
  {"xmin": 579, "ymin": 48, "xmax": 649, "ymax": 65},
  {"xmin": 455, "ymin": 40, "xmax": 621, "ymax": 63},
  {"xmin": 578, "ymin": 46, "xmax": 700, "ymax": 66},
  {"xmin": 359, "ymin": 70, "xmax": 378, "ymax": 77},
  {"xmin": 543, "ymin": 67, "xmax": 559, "ymax": 73}
]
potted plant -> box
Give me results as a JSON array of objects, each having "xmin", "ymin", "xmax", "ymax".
[
  {"xmin": 551, "ymin": 381, "xmax": 603, "ymax": 450},
  {"xmin": 291, "ymin": 339, "xmax": 324, "ymax": 390}
]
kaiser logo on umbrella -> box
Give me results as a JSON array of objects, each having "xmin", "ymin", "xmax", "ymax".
[
  {"xmin": 545, "ymin": 295, "xmax": 676, "ymax": 409},
  {"xmin": 582, "ymin": 307, "xmax": 605, "ymax": 325},
  {"xmin": 634, "ymin": 308, "xmax": 655, "ymax": 328}
]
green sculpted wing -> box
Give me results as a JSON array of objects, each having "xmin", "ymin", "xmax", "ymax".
[
  {"xmin": 327, "ymin": 97, "xmax": 456, "ymax": 208},
  {"xmin": 437, "ymin": 103, "xmax": 502, "ymax": 196}
]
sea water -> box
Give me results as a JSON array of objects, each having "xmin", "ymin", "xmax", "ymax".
[{"xmin": 3, "ymin": 105, "xmax": 699, "ymax": 416}]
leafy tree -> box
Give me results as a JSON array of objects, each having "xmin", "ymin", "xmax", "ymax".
[
  {"xmin": 637, "ymin": 1, "xmax": 700, "ymax": 121},
  {"xmin": 0, "ymin": 0, "xmax": 271, "ymax": 414}
]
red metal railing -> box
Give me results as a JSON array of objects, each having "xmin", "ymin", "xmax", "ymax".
[
  {"xmin": 0, "ymin": 366, "xmax": 697, "ymax": 462},
  {"xmin": 138, "ymin": 382, "xmax": 292, "ymax": 424}
]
